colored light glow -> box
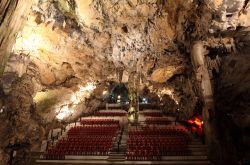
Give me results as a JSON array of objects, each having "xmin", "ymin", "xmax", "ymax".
[
  {"xmin": 187, "ymin": 117, "xmax": 203, "ymax": 128},
  {"xmin": 193, "ymin": 117, "xmax": 203, "ymax": 127}
]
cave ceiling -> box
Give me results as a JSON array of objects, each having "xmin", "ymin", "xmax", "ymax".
[{"xmin": 1, "ymin": 0, "xmax": 250, "ymax": 122}]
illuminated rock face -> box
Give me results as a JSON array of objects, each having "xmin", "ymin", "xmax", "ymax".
[
  {"xmin": 206, "ymin": 0, "xmax": 250, "ymax": 30},
  {"xmin": 2, "ymin": 0, "xmax": 195, "ymax": 123}
]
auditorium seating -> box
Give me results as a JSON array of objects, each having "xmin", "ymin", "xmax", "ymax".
[
  {"xmin": 145, "ymin": 117, "xmax": 171, "ymax": 125},
  {"xmin": 42, "ymin": 109, "xmax": 196, "ymax": 162},
  {"xmin": 95, "ymin": 111, "xmax": 127, "ymax": 117},
  {"xmin": 43, "ymin": 125, "xmax": 119, "ymax": 160},
  {"xmin": 80, "ymin": 119, "xmax": 119, "ymax": 125},
  {"xmin": 143, "ymin": 111, "xmax": 162, "ymax": 117},
  {"xmin": 126, "ymin": 126, "xmax": 190, "ymax": 160}
]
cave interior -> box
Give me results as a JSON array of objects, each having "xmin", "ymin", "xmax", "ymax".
[{"xmin": 0, "ymin": 0, "xmax": 250, "ymax": 165}]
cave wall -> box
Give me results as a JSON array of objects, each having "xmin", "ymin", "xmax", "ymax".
[
  {"xmin": 0, "ymin": 1, "xmax": 34, "ymax": 164},
  {"xmin": 0, "ymin": 0, "xmax": 33, "ymax": 75},
  {"xmin": 0, "ymin": 74, "xmax": 44, "ymax": 165},
  {"xmin": 189, "ymin": 34, "xmax": 250, "ymax": 164},
  {"xmin": 212, "ymin": 42, "xmax": 250, "ymax": 164}
]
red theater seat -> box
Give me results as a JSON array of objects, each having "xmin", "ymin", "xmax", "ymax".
[
  {"xmin": 44, "ymin": 124, "xmax": 120, "ymax": 159},
  {"xmin": 126, "ymin": 126, "xmax": 190, "ymax": 161}
]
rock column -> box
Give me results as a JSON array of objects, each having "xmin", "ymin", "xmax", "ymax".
[{"xmin": 127, "ymin": 72, "xmax": 139, "ymax": 125}]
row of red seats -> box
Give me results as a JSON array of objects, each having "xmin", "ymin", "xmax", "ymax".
[
  {"xmin": 44, "ymin": 124, "xmax": 119, "ymax": 159},
  {"xmin": 128, "ymin": 143, "xmax": 188, "ymax": 149},
  {"xmin": 126, "ymin": 149, "xmax": 190, "ymax": 160},
  {"xmin": 62, "ymin": 136, "xmax": 114, "ymax": 142},
  {"xmin": 128, "ymin": 128, "xmax": 189, "ymax": 137},
  {"xmin": 48, "ymin": 144, "xmax": 112, "ymax": 151},
  {"xmin": 128, "ymin": 138, "xmax": 188, "ymax": 145},
  {"xmin": 80, "ymin": 119, "xmax": 119, "ymax": 125},
  {"xmin": 126, "ymin": 126, "xmax": 190, "ymax": 160},
  {"xmin": 58, "ymin": 139, "xmax": 112, "ymax": 144},
  {"xmin": 68, "ymin": 125, "xmax": 119, "ymax": 135},
  {"xmin": 68, "ymin": 125, "xmax": 119, "ymax": 130},
  {"xmin": 143, "ymin": 112, "xmax": 162, "ymax": 117},
  {"xmin": 68, "ymin": 131, "xmax": 117, "ymax": 135},
  {"xmin": 95, "ymin": 111, "xmax": 127, "ymax": 116},
  {"xmin": 145, "ymin": 118, "xmax": 171, "ymax": 125},
  {"xmin": 44, "ymin": 146, "xmax": 110, "ymax": 159},
  {"xmin": 65, "ymin": 135, "xmax": 114, "ymax": 139},
  {"xmin": 55, "ymin": 145, "xmax": 112, "ymax": 149}
]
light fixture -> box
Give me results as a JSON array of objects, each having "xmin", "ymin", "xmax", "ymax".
[
  {"xmin": 117, "ymin": 95, "xmax": 121, "ymax": 99},
  {"xmin": 142, "ymin": 98, "xmax": 148, "ymax": 104}
]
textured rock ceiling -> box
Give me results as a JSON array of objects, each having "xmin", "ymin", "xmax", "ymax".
[
  {"xmin": 1, "ymin": 0, "xmax": 250, "ymax": 122},
  {"xmin": 8, "ymin": 0, "xmax": 188, "ymax": 84},
  {"xmin": 2, "ymin": 0, "xmax": 194, "ymax": 122}
]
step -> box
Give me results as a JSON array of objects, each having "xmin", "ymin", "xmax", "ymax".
[
  {"xmin": 191, "ymin": 138, "xmax": 202, "ymax": 142},
  {"xmin": 188, "ymin": 144, "xmax": 207, "ymax": 148},
  {"xmin": 190, "ymin": 151, "xmax": 207, "ymax": 156},
  {"xmin": 109, "ymin": 155, "xmax": 126, "ymax": 158},
  {"xmin": 36, "ymin": 159, "xmax": 212, "ymax": 165},
  {"xmin": 161, "ymin": 155, "xmax": 208, "ymax": 161},
  {"xmin": 65, "ymin": 155, "xmax": 108, "ymax": 160},
  {"xmin": 108, "ymin": 155, "xmax": 126, "ymax": 159},
  {"xmin": 109, "ymin": 157, "xmax": 126, "ymax": 160},
  {"xmin": 31, "ymin": 152, "xmax": 43, "ymax": 159},
  {"xmin": 189, "ymin": 141, "xmax": 203, "ymax": 145},
  {"xmin": 188, "ymin": 147, "xmax": 207, "ymax": 152},
  {"xmin": 109, "ymin": 152, "xmax": 126, "ymax": 156},
  {"xmin": 108, "ymin": 158, "xmax": 126, "ymax": 161}
]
